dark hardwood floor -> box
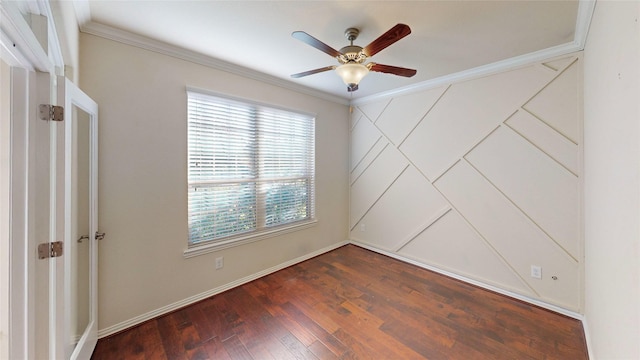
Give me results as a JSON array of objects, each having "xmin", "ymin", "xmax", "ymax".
[{"xmin": 91, "ymin": 245, "xmax": 588, "ymax": 359}]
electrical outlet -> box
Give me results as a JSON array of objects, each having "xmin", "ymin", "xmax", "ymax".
[
  {"xmin": 360, "ymin": 224, "xmax": 366, "ymax": 232},
  {"xmin": 215, "ymin": 257, "xmax": 224, "ymax": 270},
  {"xmin": 530, "ymin": 265, "xmax": 542, "ymax": 279}
]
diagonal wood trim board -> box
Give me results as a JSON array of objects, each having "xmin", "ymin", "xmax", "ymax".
[{"xmin": 98, "ymin": 238, "xmax": 585, "ymax": 339}]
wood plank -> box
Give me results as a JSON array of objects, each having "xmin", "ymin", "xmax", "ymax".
[
  {"xmin": 279, "ymin": 301, "xmax": 349, "ymax": 358},
  {"xmin": 223, "ymin": 287, "xmax": 299, "ymax": 360},
  {"xmin": 181, "ymin": 301, "xmax": 234, "ymax": 359},
  {"xmin": 199, "ymin": 336, "xmax": 233, "ymax": 360},
  {"xmin": 204, "ymin": 294, "xmax": 242, "ymax": 342},
  {"xmin": 308, "ymin": 340, "xmax": 338, "ymax": 360},
  {"xmin": 155, "ymin": 312, "xmax": 190, "ymax": 360},
  {"xmin": 136, "ymin": 321, "xmax": 167, "ymax": 360},
  {"xmin": 221, "ymin": 335, "xmax": 254, "ymax": 360}
]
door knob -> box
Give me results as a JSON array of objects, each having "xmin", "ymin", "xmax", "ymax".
[{"xmin": 95, "ymin": 232, "xmax": 106, "ymax": 241}]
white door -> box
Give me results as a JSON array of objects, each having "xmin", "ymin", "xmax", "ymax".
[
  {"xmin": 60, "ymin": 77, "xmax": 100, "ymax": 360},
  {"xmin": 26, "ymin": 74, "xmax": 100, "ymax": 360}
]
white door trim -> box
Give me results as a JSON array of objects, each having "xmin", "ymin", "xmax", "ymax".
[{"xmin": 7, "ymin": 65, "xmax": 33, "ymax": 360}]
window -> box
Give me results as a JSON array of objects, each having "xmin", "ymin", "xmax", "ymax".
[{"xmin": 187, "ymin": 90, "xmax": 315, "ymax": 248}]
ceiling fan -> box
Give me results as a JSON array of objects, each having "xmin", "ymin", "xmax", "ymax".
[{"xmin": 291, "ymin": 24, "xmax": 417, "ymax": 92}]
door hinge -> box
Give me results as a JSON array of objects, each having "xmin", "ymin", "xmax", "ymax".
[
  {"xmin": 38, "ymin": 241, "xmax": 63, "ymax": 259},
  {"xmin": 39, "ymin": 104, "xmax": 64, "ymax": 122}
]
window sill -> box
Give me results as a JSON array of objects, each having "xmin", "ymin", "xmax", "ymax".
[{"xmin": 183, "ymin": 219, "xmax": 318, "ymax": 259}]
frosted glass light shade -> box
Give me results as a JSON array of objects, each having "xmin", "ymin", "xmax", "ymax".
[{"xmin": 335, "ymin": 63, "xmax": 369, "ymax": 86}]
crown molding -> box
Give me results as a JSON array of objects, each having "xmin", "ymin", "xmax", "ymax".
[
  {"xmin": 351, "ymin": 41, "xmax": 583, "ymax": 106},
  {"xmin": 72, "ymin": 0, "xmax": 91, "ymax": 29},
  {"xmin": 574, "ymin": 0, "xmax": 596, "ymax": 48},
  {"xmin": 77, "ymin": 0, "xmax": 593, "ymax": 108},
  {"xmin": 351, "ymin": 0, "xmax": 595, "ymax": 106},
  {"xmin": 79, "ymin": 21, "xmax": 350, "ymax": 106}
]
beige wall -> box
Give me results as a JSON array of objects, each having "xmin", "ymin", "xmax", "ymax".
[
  {"xmin": 584, "ymin": 1, "xmax": 640, "ymax": 358},
  {"xmin": 350, "ymin": 54, "xmax": 583, "ymax": 312},
  {"xmin": 79, "ymin": 33, "xmax": 349, "ymax": 333}
]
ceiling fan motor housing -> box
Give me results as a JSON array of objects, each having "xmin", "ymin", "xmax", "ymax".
[{"xmin": 338, "ymin": 45, "xmax": 367, "ymax": 64}]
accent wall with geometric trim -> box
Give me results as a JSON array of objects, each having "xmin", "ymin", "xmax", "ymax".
[{"xmin": 349, "ymin": 53, "xmax": 582, "ymax": 311}]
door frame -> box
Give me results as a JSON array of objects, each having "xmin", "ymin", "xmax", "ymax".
[{"xmin": 1, "ymin": 1, "xmax": 65, "ymax": 359}]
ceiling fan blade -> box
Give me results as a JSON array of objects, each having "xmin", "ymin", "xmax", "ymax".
[
  {"xmin": 369, "ymin": 63, "xmax": 417, "ymax": 77},
  {"xmin": 292, "ymin": 31, "xmax": 342, "ymax": 58},
  {"xmin": 363, "ymin": 24, "xmax": 411, "ymax": 57},
  {"xmin": 291, "ymin": 66, "xmax": 336, "ymax": 78}
]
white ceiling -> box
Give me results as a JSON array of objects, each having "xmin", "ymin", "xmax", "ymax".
[{"xmin": 77, "ymin": 1, "xmax": 584, "ymax": 101}]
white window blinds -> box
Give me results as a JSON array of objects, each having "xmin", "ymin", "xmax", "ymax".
[{"xmin": 187, "ymin": 91, "xmax": 315, "ymax": 246}]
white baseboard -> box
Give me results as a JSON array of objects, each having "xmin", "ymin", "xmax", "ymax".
[
  {"xmin": 99, "ymin": 237, "xmax": 591, "ymax": 360},
  {"xmin": 97, "ymin": 240, "xmax": 349, "ymax": 338},
  {"xmin": 349, "ymin": 240, "xmax": 584, "ymax": 320},
  {"xmin": 581, "ymin": 315, "xmax": 593, "ymax": 359}
]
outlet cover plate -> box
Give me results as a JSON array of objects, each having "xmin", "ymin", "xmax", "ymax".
[{"xmin": 531, "ymin": 265, "xmax": 542, "ymax": 279}]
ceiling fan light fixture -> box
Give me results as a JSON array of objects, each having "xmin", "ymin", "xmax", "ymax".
[
  {"xmin": 291, "ymin": 24, "xmax": 415, "ymax": 92},
  {"xmin": 335, "ymin": 63, "xmax": 369, "ymax": 91}
]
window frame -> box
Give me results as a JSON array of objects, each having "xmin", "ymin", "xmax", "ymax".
[{"xmin": 184, "ymin": 87, "xmax": 317, "ymax": 258}]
